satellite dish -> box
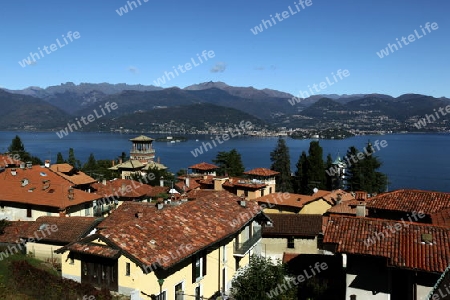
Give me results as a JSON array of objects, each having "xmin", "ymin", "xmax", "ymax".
[{"xmin": 313, "ymin": 188, "xmax": 318, "ymax": 194}]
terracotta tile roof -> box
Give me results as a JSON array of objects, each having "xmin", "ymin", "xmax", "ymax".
[
  {"xmin": 323, "ymin": 215, "xmax": 450, "ymax": 273},
  {"xmin": 148, "ymin": 186, "xmax": 170, "ymax": 197},
  {"xmin": 49, "ymin": 164, "xmax": 73, "ymax": 173},
  {"xmin": 322, "ymin": 189, "xmax": 355, "ymax": 204},
  {"xmin": 91, "ymin": 179, "xmax": 154, "ymax": 199},
  {"xmin": 0, "ymin": 155, "xmax": 22, "ymax": 168},
  {"xmin": 366, "ymin": 189, "xmax": 450, "ymax": 215},
  {"xmin": 431, "ymin": 208, "xmax": 450, "ymax": 227},
  {"xmin": 282, "ymin": 252, "xmax": 301, "ymax": 264},
  {"xmin": 326, "ymin": 199, "xmax": 367, "ymax": 216},
  {"xmin": 222, "ymin": 177, "xmax": 267, "ymax": 190},
  {"xmin": 49, "ymin": 164, "xmax": 96, "ymax": 185},
  {"xmin": 186, "ymin": 189, "xmax": 228, "ymax": 200},
  {"xmin": 175, "ymin": 180, "xmax": 200, "ymax": 192},
  {"xmin": 23, "ymin": 216, "xmax": 99, "ymax": 244},
  {"xmin": 0, "ymin": 221, "xmax": 34, "ymax": 243},
  {"xmin": 0, "ymin": 166, "xmax": 102, "ymax": 209},
  {"xmin": 88, "ymin": 193, "xmax": 268, "ymax": 270},
  {"xmin": 256, "ymin": 190, "xmax": 332, "ymax": 209},
  {"xmin": 244, "ymin": 168, "xmax": 279, "ymax": 177},
  {"xmin": 65, "ymin": 241, "xmax": 121, "ymax": 259},
  {"xmin": 188, "ymin": 162, "xmax": 219, "ymax": 171},
  {"xmin": 262, "ymin": 213, "xmax": 322, "ymax": 237},
  {"xmin": 354, "ymin": 191, "xmax": 368, "ymax": 201}
]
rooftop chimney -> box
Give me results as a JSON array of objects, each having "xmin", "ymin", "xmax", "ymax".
[
  {"xmin": 240, "ymin": 195, "xmax": 247, "ymax": 207},
  {"xmin": 356, "ymin": 201, "xmax": 366, "ymax": 217},
  {"xmin": 102, "ymin": 179, "xmax": 107, "ymax": 185},
  {"xmin": 11, "ymin": 168, "xmax": 17, "ymax": 176},
  {"xmin": 160, "ymin": 176, "xmax": 164, "ymax": 187},
  {"xmin": 135, "ymin": 208, "xmax": 144, "ymax": 218},
  {"xmin": 156, "ymin": 201, "xmax": 164, "ymax": 210},
  {"xmin": 20, "ymin": 162, "xmax": 25, "ymax": 169},
  {"xmin": 336, "ymin": 194, "xmax": 342, "ymax": 205},
  {"xmin": 185, "ymin": 176, "xmax": 190, "ymax": 188},
  {"xmin": 26, "ymin": 161, "xmax": 32, "ymax": 169},
  {"xmin": 44, "ymin": 160, "xmax": 50, "ymax": 168},
  {"xmin": 68, "ymin": 187, "xmax": 74, "ymax": 200}
]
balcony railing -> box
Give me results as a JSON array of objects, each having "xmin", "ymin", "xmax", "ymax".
[
  {"xmin": 234, "ymin": 228, "xmax": 261, "ymax": 256},
  {"xmin": 130, "ymin": 149, "xmax": 155, "ymax": 154}
]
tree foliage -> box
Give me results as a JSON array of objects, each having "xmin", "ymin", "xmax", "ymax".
[
  {"xmin": 305, "ymin": 141, "xmax": 326, "ymax": 192},
  {"xmin": 294, "ymin": 141, "xmax": 328, "ymax": 194},
  {"xmin": 325, "ymin": 153, "xmax": 334, "ymax": 191},
  {"xmin": 345, "ymin": 143, "xmax": 388, "ymax": 194},
  {"xmin": 56, "ymin": 152, "xmax": 65, "ymax": 164},
  {"xmin": 0, "ymin": 219, "xmax": 10, "ymax": 234},
  {"xmin": 270, "ymin": 138, "xmax": 293, "ymax": 192},
  {"xmin": 230, "ymin": 255, "xmax": 296, "ymax": 300},
  {"xmin": 6, "ymin": 135, "xmax": 42, "ymax": 165},
  {"xmin": 67, "ymin": 148, "xmax": 81, "ymax": 169},
  {"xmin": 294, "ymin": 151, "xmax": 309, "ymax": 194},
  {"xmin": 213, "ymin": 149, "xmax": 245, "ymax": 177}
]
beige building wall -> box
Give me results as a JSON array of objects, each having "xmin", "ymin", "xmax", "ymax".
[
  {"xmin": 60, "ymin": 223, "xmax": 259, "ymax": 299},
  {"xmin": 299, "ymin": 200, "xmax": 331, "ymax": 215},
  {"xmin": 27, "ymin": 242, "xmax": 62, "ymax": 262},
  {"xmin": 261, "ymin": 237, "xmax": 319, "ymax": 261}
]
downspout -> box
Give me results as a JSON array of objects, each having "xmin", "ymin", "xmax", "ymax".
[{"xmin": 218, "ymin": 245, "xmax": 221, "ymax": 293}]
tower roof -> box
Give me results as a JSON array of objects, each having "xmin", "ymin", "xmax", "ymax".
[{"xmin": 130, "ymin": 135, "xmax": 154, "ymax": 142}]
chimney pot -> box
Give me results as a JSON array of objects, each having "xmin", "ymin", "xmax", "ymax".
[{"xmin": 356, "ymin": 201, "xmax": 366, "ymax": 217}]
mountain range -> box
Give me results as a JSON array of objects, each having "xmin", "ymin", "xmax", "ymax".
[{"xmin": 1, "ymin": 82, "xmax": 449, "ymax": 133}]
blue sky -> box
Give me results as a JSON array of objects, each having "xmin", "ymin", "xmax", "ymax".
[{"xmin": 0, "ymin": 0, "xmax": 448, "ymax": 97}]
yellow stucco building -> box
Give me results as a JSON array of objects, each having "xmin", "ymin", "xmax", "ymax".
[{"xmin": 56, "ymin": 191, "xmax": 270, "ymax": 299}]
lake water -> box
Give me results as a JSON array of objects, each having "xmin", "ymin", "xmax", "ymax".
[{"xmin": 0, "ymin": 131, "xmax": 449, "ymax": 192}]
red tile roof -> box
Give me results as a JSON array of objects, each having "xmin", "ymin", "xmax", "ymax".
[
  {"xmin": 65, "ymin": 241, "xmax": 121, "ymax": 259},
  {"xmin": 244, "ymin": 168, "xmax": 279, "ymax": 177},
  {"xmin": 222, "ymin": 177, "xmax": 267, "ymax": 190},
  {"xmin": 23, "ymin": 216, "xmax": 99, "ymax": 244},
  {"xmin": 367, "ymin": 189, "xmax": 450, "ymax": 215},
  {"xmin": 66, "ymin": 192, "xmax": 268, "ymax": 270},
  {"xmin": 49, "ymin": 164, "xmax": 96, "ymax": 185},
  {"xmin": 188, "ymin": 162, "xmax": 219, "ymax": 171},
  {"xmin": 326, "ymin": 199, "xmax": 367, "ymax": 216},
  {"xmin": 187, "ymin": 189, "xmax": 236, "ymax": 200},
  {"xmin": 262, "ymin": 213, "xmax": 322, "ymax": 237},
  {"xmin": 0, "ymin": 166, "xmax": 102, "ymax": 209},
  {"xmin": 91, "ymin": 179, "xmax": 154, "ymax": 199},
  {"xmin": 323, "ymin": 215, "xmax": 450, "ymax": 273},
  {"xmin": 431, "ymin": 208, "xmax": 450, "ymax": 228},
  {"xmin": 256, "ymin": 190, "xmax": 332, "ymax": 209},
  {"xmin": 322, "ymin": 189, "xmax": 355, "ymax": 204},
  {"xmin": 354, "ymin": 191, "xmax": 368, "ymax": 201},
  {"xmin": 282, "ymin": 252, "xmax": 301, "ymax": 264},
  {"xmin": 0, "ymin": 155, "xmax": 22, "ymax": 168},
  {"xmin": 175, "ymin": 180, "xmax": 200, "ymax": 192},
  {"xmin": 0, "ymin": 221, "xmax": 34, "ymax": 243}
]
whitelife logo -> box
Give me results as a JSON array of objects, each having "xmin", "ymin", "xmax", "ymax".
[
  {"xmin": 56, "ymin": 102, "xmax": 118, "ymax": 138},
  {"xmin": 18, "ymin": 31, "xmax": 81, "ymax": 68},
  {"xmin": 376, "ymin": 22, "xmax": 438, "ymax": 58},
  {"xmin": 153, "ymin": 50, "xmax": 215, "ymax": 87},
  {"xmin": 250, "ymin": 0, "xmax": 313, "ymax": 35}
]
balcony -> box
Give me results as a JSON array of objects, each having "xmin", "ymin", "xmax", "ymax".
[
  {"xmin": 130, "ymin": 149, "xmax": 155, "ymax": 154},
  {"xmin": 233, "ymin": 228, "xmax": 261, "ymax": 256}
]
